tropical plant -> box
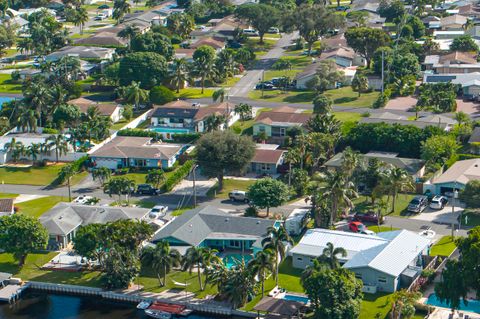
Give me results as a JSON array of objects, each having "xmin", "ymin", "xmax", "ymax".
[
  {"xmin": 169, "ymin": 58, "xmax": 188, "ymax": 93},
  {"xmin": 351, "ymin": 73, "xmax": 369, "ymax": 96},
  {"xmin": 204, "ymin": 113, "xmax": 226, "ymax": 132},
  {"xmin": 121, "ymin": 81, "xmax": 149, "ymax": 108},
  {"xmin": 317, "ymin": 242, "xmax": 347, "ymax": 269},
  {"xmin": 57, "ymin": 163, "xmax": 76, "ymax": 201},
  {"xmin": 380, "ymin": 167, "xmax": 414, "ymax": 213},
  {"xmin": 141, "ymin": 240, "xmax": 181, "ymax": 287},
  {"xmin": 118, "ymin": 24, "xmax": 140, "ymax": 50},
  {"xmin": 145, "ymin": 169, "xmax": 165, "ymax": 189},
  {"xmin": 234, "ymin": 103, "xmax": 252, "ymax": 121},
  {"xmin": 47, "ymin": 134, "xmax": 69, "ymax": 162},
  {"xmin": 103, "ymin": 177, "xmax": 136, "ymax": 204},
  {"xmin": 212, "ymin": 88, "xmax": 226, "ymax": 103},
  {"xmin": 25, "ymin": 143, "xmax": 40, "ymax": 163},
  {"xmin": 249, "ymin": 249, "xmax": 275, "ymax": 297},
  {"xmin": 92, "ymin": 167, "xmax": 112, "ymax": 186},
  {"xmin": 113, "ymin": 0, "xmax": 131, "ymax": 23},
  {"xmin": 262, "ymin": 225, "xmax": 293, "ymax": 286},
  {"xmin": 182, "ymin": 246, "xmax": 205, "ymax": 291},
  {"xmin": 219, "ymin": 259, "xmax": 256, "ymax": 308}
]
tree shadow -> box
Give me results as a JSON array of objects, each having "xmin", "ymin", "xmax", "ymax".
[{"xmin": 334, "ymin": 96, "xmax": 357, "ymax": 104}]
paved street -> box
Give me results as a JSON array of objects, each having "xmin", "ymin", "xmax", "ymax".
[{"xmin": 227, "ymin": 32, "xmax": 299, "ymax": 97}]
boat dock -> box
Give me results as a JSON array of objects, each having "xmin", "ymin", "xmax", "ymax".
[{"xmin": 0, "ymin": 283, "xmax": 29, "ymax": 303}]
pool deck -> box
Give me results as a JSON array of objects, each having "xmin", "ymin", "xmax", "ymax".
[{"xmin": 427, "ymin": 307, "xmax": 480, "ymax": 319}]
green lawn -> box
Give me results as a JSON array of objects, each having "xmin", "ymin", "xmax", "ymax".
[
  {"xmin": 353, "ymin": 194, "xmax": 416, "ymax": 217},
  {"xmin": 333, "ymin": 111, "xmax": 363, "ymax": 122},
  {"xmin": 0, "ymin": 73, "xmax": 22, "ymax": 93},
  {"xmin": 230, "ymin": 107, "xmax": 272, "ymax": 135},
  {"xmin": 244, "ymin": 37, "xmax": 278, "ymax": 54},
  {"xmin": 110, "ymin": 119, "xmax": 130, "ymax": 131},
  {"xmin": 175, "ymin": 88, "xmax": 215, "ymax": 99},
  {"xmin": 430, "ymin": 236, "xmax": 457, "ymax": 257},
  {"xmin": 248, "ymin": 87, "xmax": 379, "ymax": 108},
  {"xmin": 16, "ymin": 196, "xmax": 67, "ymax": 218},
  {"xmin": 360, "ymin": 292, "xmax": 393, "ymax": 319},
  {"xmin": 0, "ymin": 165, "xmax": 87, "ymax": 186},
  {"xmin": 207, "ymin": 179, "xmax": 256, "ymax": 199},
  {"xmin": 218, "ymin": 76, "xmax": 241, "ymax": 88},
  {"xmin": 461, "ymin": 210, "xmax": 480, "ymax": 227},
  {"xmin": 0, "ymin": 193, "xmax": 18, "ymax": 198},
  {"xmin": 369, "ymin": 225, "xmax": 400, "ymax": 233}
]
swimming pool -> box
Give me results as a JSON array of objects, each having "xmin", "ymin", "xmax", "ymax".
[
  {"xmin": 149, "ymin": 127, "xmax": 192, "ymax": 134},
  {"xmin": 283, "ymin": 294, "xmax": 310, "ymax": 304},
  {"xmin": 426, "ymin": 293, "xmax": 480, "ymax": 313},
  {"xmin": 222, "ymin": 253, "xmax": 253, "ymax": 269}
]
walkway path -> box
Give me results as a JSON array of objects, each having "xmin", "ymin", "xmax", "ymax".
[{"xmin": 228, "ymin": 32, "xmax": 299, "ymax": 97}]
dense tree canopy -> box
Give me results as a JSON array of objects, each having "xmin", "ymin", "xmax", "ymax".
[
  {"xmin": 235, "ymin": 3, "xmax": 279, "ymax": 44},
  {"xmin": 345, "ymin": 27, "xmax": 391, "ymax": 67},
  {"xmin": 450, "ymin": 35, "xmax": 479, "ymax": 52},
  {"xmin": 459, "ymin": 180, "xmax": 480, "ymax": 208},
  {"xmin": 420, "ymin": 135, "xmax": 459, "ymax": 170},
  {"xmin": 130, "ymin": 32, "xmax": 174, "ymax": 60},
  {"xmin": 119, "ymin": 52, "xmax": 168, "ymax": 88},
  {"xmin": 248, "ymin": 178, "xmax": 290, "ymax": 216}
]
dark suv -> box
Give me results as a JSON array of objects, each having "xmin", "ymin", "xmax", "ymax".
[
  {"xmin": 407, "ymin": 196, "xmax": 429, "ymax": 213},
  {"xmin": 136, "ymin": 184, "xmax": 159, "ymax": 195},
  {"xmin": 352, "ymin": 211, "xmax": 385, "ymax": 224}
]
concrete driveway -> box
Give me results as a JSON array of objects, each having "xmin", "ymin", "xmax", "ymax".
[
  {"xmin": 385, "ymin": 96, "xmax": 418, "ymax": 111},
  {"xmin": 410, "ymin": 203, "xmax": 464, "ymax": 225}
]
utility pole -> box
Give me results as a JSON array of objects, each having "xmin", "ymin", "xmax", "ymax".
[{"xmin": 381, "ymin": 50, "xmax": 385, "ymax": 94}]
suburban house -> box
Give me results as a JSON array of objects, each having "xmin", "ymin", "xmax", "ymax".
[
  {"xmin": 439, "ymin": 14, "xmax": 468, "ymax": 30},
  {"xmin": 325, "ymin": 151, "xmax": 426, "ymax": 180},
  {"xmin": 75, "ymin": 31, "xmax": 128, "ymax": 47},
  {"xmin": 89, "ymin": 136, "xmax": 186, "ymax": 170},
  {"xmin": 68, "ymin": 97, "xmax": 123, "ymax": 123},
  {"xmin": 174, "ymin": 48, "xmax": 195, "ymax": 62},
  {"xmin": 252, "ymin": 107, "xmax": 311, "ymax": 142},
  {"xmin": 190, "ymin": 37, "xmax": 226, "ymax": 51},
  {"xmin": 45, "ymin": 46, "xmax": 115, "ymax": 62},
  {"xmin": 295, "ymin": 61, "xmax": 356, "ymax": 89},
  {"xmin": 319, "ymin": 47, "xmax": 365, "ymax": 68},
  {"xmin": 289, "ymin": 229, "xmax": 431, "ymax": 293},
  {"xmin": 433, "ymin": 30, "xmax": 465, "ymax": 40},
  {"xmin": 423, "ymin": 72, "xmax": 480, "ymax": 99},
  {"xmin": 0, "ymin": 198, "xmax": 14, "ymax": 216},
  {"xmin": 149, "ymin": 101, "xmax": 238, "ymax": 137},
  {"xmin": 423, "ymin": 51, "xmax": 480, "ymax": 74},
  {"xmin": 152, "ymin": 205, "xmax": 279, "ymax": 255},
  {"xmin": 250, "ymin": 144, "xmax": 286, "ymax": 175},
  {"xmin": 40, "ymin": 203, "xmax": 150, "ymax": 249},
  {"xmin": 457, "ymin": 4, "xmax": 480, "ymax": 18},
  {"xmin": 429, "ymin": 158, "xmax": 480, "ymax": 195}
]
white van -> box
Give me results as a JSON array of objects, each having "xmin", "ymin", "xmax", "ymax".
[{"xmin": 243, "ymin": 29, "xmax": 259, "ymax": 36}]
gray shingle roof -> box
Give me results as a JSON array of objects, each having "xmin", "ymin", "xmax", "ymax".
[
  {"xmin": 153, "ymin": 206, "xmax": 276, "ymax": 247},
  {"xmin": 39, "ymin": 203, "xmax": 150, "ymax": 236}
]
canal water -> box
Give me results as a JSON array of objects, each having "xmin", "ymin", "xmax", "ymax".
[{"xmin": 0, "ymin": 291, "xmax": 236, "ymax": 319}]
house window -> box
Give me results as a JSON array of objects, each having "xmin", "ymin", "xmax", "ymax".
[
  {"xmin": 378, "ymin": 276, "xmax": 387, "ymax": 283},
  {"xmin": 229, "ymin": 240, "xmax": 240, "ymax": 248},
  {"xmin": 134, "ymin": 159, "xmax": 147, "ymax": 167},
  {"xmin": 279, "ymin": 128, "xmax": 286, "ymax": 136},
  {"xmin": 261, "ymin": 163, "xmax": 270, "ymax": 171},
  {"xmin": 355, "ymin": 273, "xmax": 362, "ymax": 280},
  {"xmin": 297, "ymin": 257, "xmax": 303, "ymax": 261},
  {"xmin": 259, "ymin": 126, "xmax": 265, "ymax": 132}
]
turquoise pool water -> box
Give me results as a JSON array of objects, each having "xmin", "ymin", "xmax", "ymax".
[
  {"xmin": 426, "ymin": 294, "xmax": 480, "ymax": 313},
  {"xmin": 222, "ymin": 254, "xmax": 253, "ymax": 269},
  {"xmin": 150, "ymin": 127, "xmax": 192, "ymax": 134},
  {"xmin": 283, "ymin": 294, "xmax": 310, "ymax": 304}
]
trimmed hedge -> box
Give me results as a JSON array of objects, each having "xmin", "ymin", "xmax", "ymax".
[
  {"xmin": 172, "ymin": 133, "xmax": 201, "ymax": 143},
  {"xmin": 118, "ymin": 128, "xmax": 161, "ymax": 139},
  {"xmin": 458, "ymin": 153, "xmax": 480, "ymax": 160},
  {"xmin": 162, "ymin": 160, "xmax": 194, "ymax": 192}
]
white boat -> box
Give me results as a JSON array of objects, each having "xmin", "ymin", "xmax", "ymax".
[
  {"xmin": 136, "ymin": 301, "xmax": 151, "ymax": 310},
  {"xmin": 145, "ymin": 309, "xmax": 172, "ymax": 319}
]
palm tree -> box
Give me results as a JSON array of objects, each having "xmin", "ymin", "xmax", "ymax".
[
  {"xmin": 382, "ymin": 167, "xmax": 414, "ymax": 213},
  {"xmin": 200, "ymin": 248, "xmax": 221, "ymax": 288},
  {"xmin": 314, "ymin": 170, "xmax": 358, "ymax": 226},
  {"xmin": 17, "ymin": 107, "xmax": 38, "ymax": 132},
  {"xmin": 47, "ymin": 134, "xmax": 69, "ymax": 162},
  {"xmin": 170, "ymin": 58, "xmax": 188, "ymax": 93},
  {"xmin": 217, "ymin": 49, "xmax": 237, "ymax": 79},
  {"xmin": 24, "ymin": 80, "xmax": 50, "ymax": 128},
  {"xmin": 351, "ymin": 73, "xmax": 369, "ymax": 97},
  {"xmin": 39, "ymin": 142, "xmax": 51, "ymax": 161},
  {"xmin": 341, "ymin": 146, "xmax": 361, "ymax": 180},
  {"xmin": 11, "ymin": 142, "xmax": 25, "ymax": 163},
  {"xmin": 92, "ymin": 167, "xmax": 112, "ymax": 186},
  {"xmin": 17, "ymin": 37, "xmax": 33, "ymax": 56},
  {"xmin": 141, "ymin": 240, "xmax": 181, "ymax": 287},
  {"xmin": 26, "ymin": 143, "xmax": 40, "ymax": 163},
  {"xmin": 204, "ymin": 114, "xmax": 226, "ymax": 132},
  {"xmin": 182, "ymin": 246, "xmax": 205, "ymax": 291},
  {"xmin": 145, "ymin": 169, "xmax": 165, "ymax": 189},
  {"xmin": 220, "ymin": 260, "xmax": 256, "ymax": 308},
  {"xmin": 103, "ymin": 177, "xmax": 135, "ymax": 204},
  {"xmin": 192, "ymin": 55, "xmax": 217, "ymax": 94},
  {"xmin": 84, "ymin": 106, "xmax": 101, "ymax": 142},
  {"xmin": 249, "ymin": 249, "xmax": 275, "ymax": 297},
  {"xmin": 58, "ymin": 163, "xmax": 76, "ymax": 201},
  {"xmin": 118, "ymin": 24, "xmax": 139, "ymax": 50},
  {"xmin": 262, "ymin": 225, "xmax": 293, "ymax": 287},
  {"xmin": 123, "ymin": 81, "xmax": 149, "ymax": 109},
  {"xmin": 49, "ymin": 84, "xmax": 68, "ymax": 116},
  {"xmin": 74, "ymin": 7, "xmax": 89, "ymax": 34},
  {"xmin": 113, "ymin": 0, "xmax": 131, "ymax": 23},
  {"xmin": 212, "ymin": 88, "xmax": 226, "ymax": 103},
  {"xmin": 317, "ymin": 242, "xmax": 347, "ymax": 269}
]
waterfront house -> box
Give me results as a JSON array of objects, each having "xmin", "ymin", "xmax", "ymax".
[
  {"xmin": 152, "ymin": 205, "xmax": 279, "ymax": 255},
  {"xmin": 252, "ymin": 107, "xmax": 311, "ymax": 142},
  {"xmin": 430, "ymin": 158, "xmax": 480, "ymax": 195},
  {"xmin": 250, "ymin": 144, "xmax": 286, "ymax": 175},
  {"xmin": 40, "ymin": 203, "xmax": 150, "ymax": 249},
  {"xmin": 289, "ymin": 229, "xmax": 430, "ymax": 293},
  {"xmin": 325, "ymin": 151, "xmax": 426, "ymax": 180},
  {"xmin": 89, "ymin": 136, "xmax": 185, "ymax": 170}
]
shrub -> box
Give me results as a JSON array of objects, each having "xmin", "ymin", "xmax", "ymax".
[
  {"xmin": 42, "ymin": 128, "xmax": 59, "ymax": 134},
  {"xmin": 245, "ymin": 206, "xmax": 258, "ymax": 217},
  {"xmin": 272, "ymin": 58, "xmax": 292, "ymax": 70},
  {"xmin": 71, "ymin": 156, "xmax": 88, "ymax": 173},
  {"xmin": 162, "ymin": 160, "xmax": 194, "ymax": 192},
  {"xmin": 149, "ymin": 85, "xmax": 175, "ymax": 105},
  {"xmin": 117, "ymin": 128, "xmax": 161, "ymax": 140},
  {"xmin": 171, "ymin": 133, "xmax": 201, "ymax": 143}
]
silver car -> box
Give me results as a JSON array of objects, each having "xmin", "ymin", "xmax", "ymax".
[{"xmin": 429, "ymin": 196, "xmax": 448, "ymax": 210}]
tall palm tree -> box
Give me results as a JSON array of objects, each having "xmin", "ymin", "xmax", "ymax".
[
  {"xmin": 200, "ymin": 247, "xmax": 221, "ymax": 288},
  {"xmin": 92, "ymin": 167, "xmax": 112, "ymax": 186},
  {"xmin": 170, "ymin": 58, "xmax": 188, "ymax": 93},
  {"xmin": 182, "ymin": 246, "xmax": 205, "ymax": 291},
  {"xmin": 314, "ymin": 170, "xmax": 358, "ymax": 226},
  {"xmin": 317, "ymin": 242, "xmax": 347, "ymax": 269},
  {"xmin": 141, "ymin": 240, "xmax": 181, "ymax": 287},
  {"xmin": 123, "ymin": 81, "xmax": 149, "ymax": 108},
  {"xmin": 39, "ymin": 142, "xmax": 51, "ymax": 161},
  {"xmin": 49, "ymin": 84, "xmax": 68, "ymax": 116},
  {"xmin": 192, "ymin": 56, "xmax": 217, "ymax": 94},
  {"xmin": 17, "ymin": 107, "xmax": 38, "ymax": 132},
  {"xmin": 47, "ymin": 134, "xmax": 69, "ymax": 162},
  {"xmin": 58, "ymin": 163, "xmax": 76, "ymax": 201},
  {"xmin": 382, "ymin": 167, "xmax": 414, "ymax": 213},
  {"xmin": 249, "ymin": 249, "xmax": 275, "ymax": 297},
  {"xmin": 220, "ymin": 260, "xmax": 255, "ymax": 309},
  {"xmin": 204, "ymin": 114, "xmax": 226, "ymax": 132},
  {"xmin": 17, "ymin": 37, "xmax": 33, "ymax": 56},
  {"xmin": 118, "ymin": 24, "xmax": 139, "ymax": 50},
  {"xmin": 212, "ymin": 88, "xmax": 226, "ymax": 103},
  {"xmin": 26, "ymin": 143, "xmax": 40, "ymax": 163},
  {"xmin": 217, "ymin": 49, "xmax": 237, "ymax": 79},
  {"xmin": 341, "ymin": 146, "xmax": 361, "ymax": 180},
  {"xmin": 262, "ymin": 225, "xmax": 293, "ymax": 287},
  {"xmin": 24, "ymin": 80, "xmax": 50, "ymax": 128},
  {"xmin": 11, "ymin": 142, "xmax": 25, "ymax": 163},
  {"xmin": 113, "ymin": 0, "xmax": 131, "ymax": 23},
  {"xmin": 73, "ymin": 7, "xmax": 89, "ymax": 35}
]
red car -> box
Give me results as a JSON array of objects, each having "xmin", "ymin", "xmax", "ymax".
[
  {"xmin": 348, "ymin": 221, "xmax": 375, "ymax": 235},
  {"xmin": 353, "ymin": 211, "xmax": 385, "ymax": 224}
]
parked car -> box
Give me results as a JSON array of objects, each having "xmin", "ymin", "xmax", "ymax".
[
  {"xmin": 148, "ymin": 205, "xmax": 168, "ymax": 219},
  {"xmin": 73, "ymin": 195, "xmax": 93, "ymax": 204},
  {"xmin": 348, "ymin": 221, "xmax": 375, "ymax": 235},
  {"xmin": 94, "ymin": 13, "xmax": 107, "ymax": 20},
  {"xmin": 268, "ymin": 27, "xmax": 280, "ymax": 34},
  {"xmin": 336, "ymin": 5, "xmax": 350, "ymax": 11},
  {"xmin": 429, "ymin": 196, "xmax": 448, "ymax": 210},
  {"xmin": 243, "ymin": 29, "xmax": 259, "ymax": 36},
  {"xmin": 255, "ymin": 83, "xmax": 276, "ymax": 90},
  {"xmin": 136, "ymin": 184, "xmax": 159, "ymax": 195},
  {"xmin": 407, "ymin": 196, "xmax": 429, "ymax": 213},
  {"xmin": 229, "ymin": 190, "xmax": 249, "ymax": 202},
  {"xmin": 352, "ymin": 211, "xmax": 385, "ymax": 224}
]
